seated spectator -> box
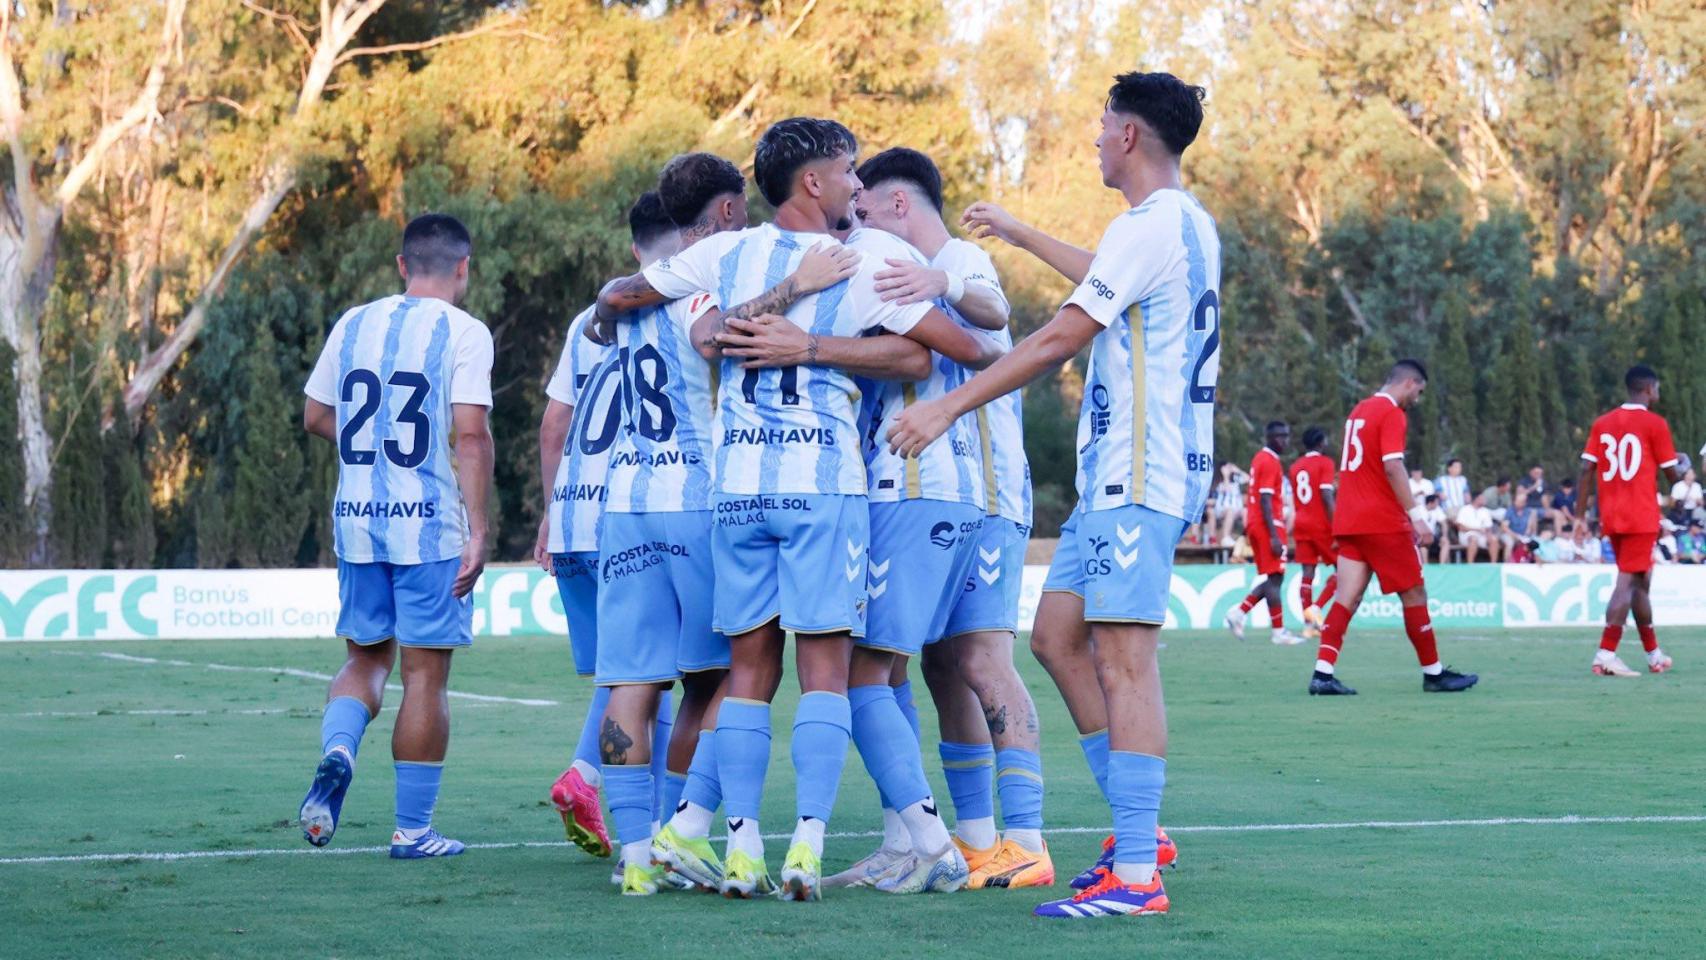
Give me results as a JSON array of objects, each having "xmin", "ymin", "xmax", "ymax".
[
  {"xmin": 1213, "ymin": 461, "xmax": 1247, "ymax": 545},
  {"xmin": 1509, "ymin": 489, "xmax": 1542, "ymax": 538},
  {"xmin": 1671, "ymin": 468, "xmax": 1703, "ymax": 524},
  {"xmin": 1679, "ymin": 523, "xmax": 1706, "ymax": 564},
  {"xmin": 1480, "ymin": 477, "xmax": 1513, "ymax": 522},
  {"xmin": 1516, "ymin": 465, "xmax": 1545, "ymax": 504},
  {"xmin": 1550, "ymin": 478, "xmax": 1578, "ymax": 532},
  {"xmin": 1555, "ymin": 522, "xmax": 1599, "ymax": 564},
  {"xmin": 1657, "ymin": 520, "xmax": 1678, "ymax": 564},
  {"xmin": 1455, "ymin": 493, "xmax": 1501, "ymax": 563},
  {"xmin": 1436, "ymin": 459, "xmax": 1470, "ymax": 513},
  {"xmin": 1509, "ymin": 537, "xmax": 1535, "ymax": 564},
  {"xmin": 1422, "ymin": 494, "xmax": 1450, "ymax": 562},
  {"xmin": 1534, "ymin": 528, "xmax": 1562, "ymax": 564},
  {"xmin": 1409, "ymin": 468, "xmax": 1436, "ymax": 504},
  {"xmin": 1231, "ymin": 533, "xmax": 1253, "ymax": 564}
]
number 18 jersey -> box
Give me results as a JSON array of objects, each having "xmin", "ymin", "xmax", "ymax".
[
  {"xmin": 605, "ymin": 293, "xmax": 721, "ymax": 514},
  {"xmin": 1582, "ymin": 403, "xmax": 1678, "ymax": 535},
  {"xmin": 305, "ymin": 294, "xmax": 494, "ymax": 565}
]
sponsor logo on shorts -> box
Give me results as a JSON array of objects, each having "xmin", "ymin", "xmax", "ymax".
[
  {"xmin": 714, "ymin": 496, "xmax": 814, "ymax": 527},
  {"xmin": 929, "ymin": 522, "xmax": 956, "ymax": 549},
  {"xmin": 601, "ymin": 540, "xmax": 691, "ymax": 580}
]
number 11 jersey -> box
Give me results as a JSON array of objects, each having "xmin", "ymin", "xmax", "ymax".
[{"xmin": 305, "ymin": 294, "xmax": 494, "ymax": 565}]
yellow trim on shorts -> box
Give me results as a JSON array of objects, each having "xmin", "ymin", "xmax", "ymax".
[{"xmin": 1084, "ymin": 616, "xmax": 1166, "ymax": 626}]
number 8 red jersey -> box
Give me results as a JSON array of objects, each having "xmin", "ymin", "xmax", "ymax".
[
  {"xmin": 1581, "ymin": 403, "xmax": 1678, "ymax": 535},
  {"xmin": 1332, "ymin": 392, "xmax": 1411, "ymax": 536}
]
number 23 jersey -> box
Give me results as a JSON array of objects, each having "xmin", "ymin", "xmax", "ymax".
[
  {"xmin": 1582, "ymin": 403, "xmax": 1678, "ymax": 535},
  {"xmin": 305, "ymin": 294, "xmax": 494, "ymax": 565}
]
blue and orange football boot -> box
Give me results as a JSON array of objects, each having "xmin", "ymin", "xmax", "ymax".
[
  {"xmin": 1035, "ymin": 867, "xmax": 1169, "ymax": 919},
  {"xmin": 1069, "ymin": 827, "xmax": 1177, "ymax": 890}
]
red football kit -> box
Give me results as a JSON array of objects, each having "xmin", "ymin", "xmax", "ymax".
[
  {"xmin": 1289, "ymin": 452, "xmax": 1338, "ymax": 566},
  {"xmin": 1246, "ymin": 447, "xmax": 1287, "ymax": 575},
  {"xmin": 1581, "ymin": 403, "xmax": 1678, "ymax": 574},
  {"xmin": 1331, "ymin": 392, "xmax": 1423, "ymax": 595}
]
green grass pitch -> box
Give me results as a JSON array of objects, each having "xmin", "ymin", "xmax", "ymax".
[{"xmin": 3, "ymin": 626, "xmax": 1702, "ymax": 959}]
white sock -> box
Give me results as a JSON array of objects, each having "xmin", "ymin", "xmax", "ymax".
[
  {"xmin": 1314, "ymin": 659, "xmax": 1335, "ymax": 675},
  {"xmin": 672, "ymin": 801, "xmax": 714, "ymax": 840},
  {"xmin": 952, "ymin": 816, "xmax": 998, "ymax": 850},
  {"xmin": 881, "ymin": 807, "xmax": 911, "ymax": 852},
  {"xmin": 1112, "ymin": 860, "xmax": 1156, "ymax": 886},
  {"xmin": 792, "ymin": 817, "xmax": 826, "ymax": 857},
  {"xmin": 395, "ymin": 825, "xmax": 429, "ymax": 842},
  {"xmin": 1005, "ymin": 827, "xmax": 1044, "ymax": 853},
  {"xmin": 1649, "ymin": 647, "xmax": 1666, "ymax": 662},
  {"xmin": 899, "ymin": 796, "xmax": 951, "ymax": 853},
  {"xmin": 571, "ymin": 758, "xmax": 601, "ymax": 787},
  {"xmin": 621, "ymin": 839, "xmax": 651, "ymax": 869},
  {"xmin": 727, "ymin": 817, "xmax": 763, "ymax": 859},
  {"xmin": 1421, "ymin": 661, "xmax": 1443, "ymax": 676}
]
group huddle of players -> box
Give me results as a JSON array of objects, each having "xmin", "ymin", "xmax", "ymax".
[{"xmin": 285, "ymin": 66, "xmax": 1691, "ymax": 922}]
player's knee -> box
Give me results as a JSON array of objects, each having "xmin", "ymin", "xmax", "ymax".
[{"xmin": 919, "ymin": 643, "xmax": 959, "ymax": 692}]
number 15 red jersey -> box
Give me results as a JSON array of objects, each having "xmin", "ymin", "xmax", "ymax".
[
  {"xmin": 1333, "ymin": 393, "xmax": 1410, "ymax": 536},
  {"xmin": 1581, "ymin": 404, "xmax": 1677, "ymax": 535}
]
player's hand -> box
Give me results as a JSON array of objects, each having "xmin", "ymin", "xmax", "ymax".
[
  {"xmin": 792, "ymin": 243, "xmax": 860, "ymax": 295},
  {"xmin": 716, "ymin": 315, "xmax": 811, "ymax": 368},
  {"xmin": 888, "ymin": 397, "xmax": 955, "ymax": 459},
  {"xmin": 961, "ymin": 201, "xmax": 1025, "ymax": 246},
  {"xmin": 453, "ymin": 535, "xmax": 488, "ymax": 599},
  {"xmin": 533, "ymin": 519, "xmax": 551, "ymax": 573},
  {"xmin": 1677, "ymin": 451, "xmax": 1693, "ymax": 474},
  {"xmin": 1412, "ymin": 517, "xmax": 1435, "ymax": 547},
  {"xmin": 873, "ymin": 260, "xmax": 950, "ymax": 305}
]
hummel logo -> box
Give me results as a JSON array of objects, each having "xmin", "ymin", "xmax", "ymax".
[
  {"xmin": 870, "ymin": 558, "xmax": 891, "ymax": 578},
  {"xmin": 921, "ymin": 802, "xmax": 938, "ymax": 817},
  {"xmin": 846, "ymin": 541, "xmax": 864, "ymax": 560},
  {"xmin": 978, "ymin": 546, "xmax": 1001, "ymax": 565},
  {"xmin": 979, "ymin": 566, "xmax": 1000, "ymax": 586},
  {"xmin": 1116, "ymin": 523, "xmax": 1141, "ymax": 547},
  {"xmin": 845, "ymin": 562, "xmax": 862, "ymax": 582},
  {"xmin": 869, "ymin": 580, "xmax": 889, "ymax": 598},
  {"xmin": 1115, "ymin": 547, "xmax": 1138, "ymax": 570}
]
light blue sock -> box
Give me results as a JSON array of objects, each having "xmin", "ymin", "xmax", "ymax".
[
  {"xmin": 394, "ymin": 761, "xmax": 443, "ymax": 831},
  {"xmin": 320, "ymin": 696, "xmax": 370, "ymax": 760},
  {"xmin": 849, "ymin": 684, "xmax": 930, "ymax": 812},
  {"xmin": 601, "ymin": 763, "xmax": 654, "ymax": 847},
  {"xmin": 995, "ymin": 747, "xmax": 1044, "ymax": 830},
  {"xmin": 651, "ymin": 690, "xmax": 673, "ymax": 822},
  {"xmin": 893, "ymin": 679, "xmax": 921, "ymax": 745},
  {"xmin": 939, "ymin": 741, "xmax": 995, "ymax": 821},
  {"xmin": 1108, "ymin": 751, "xmax": 1164, "ymax": 865},
  {"xmin": 792, "ymin": 691, "xmax": 852, "ymax": 822},
  {"xmin": 681, "ymin": 730, "xmax": 721, "ymax": 811},
  {"xmin": 715, "ymin": 699, "xmax": 771, "ymax": 820},
  {"xmin": 661, "ymin": 771, "xmax": 688, "ymax": 821},
  {"xmin": 573, "ymin": 686, "xmax": 611, "ymax": 771},
  {"xmin": 1079, "ymin": 728, "xmax": 1111, "ymax": 801}
]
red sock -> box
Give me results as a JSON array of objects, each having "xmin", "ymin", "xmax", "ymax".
[
  {"xmin": 1403, "ymin": 604, "xmax": 1439, "ymax": 668},
  {"xmin": 1599, "ymin": 625, "xmax": 1623, "ymax": 653},
  {"xmin": 1239, "ymin": 590, "xmax": 1261, "ymax": 613},
  {"xmin": 1317, "ymin": 603, "xmax": 1352, "ymax": 667},
  {"xmin": 1318, "ymin": 575, "xmax": 1337, "ymax": 607},
  {"xmin": 1299, "ymin": 575, "xmax": 1315, "ymax": 610},
  {"xmin": 1637, "ymin": 624, "xmax": 1657, "ymax": 653},
  {"xmin": 1267, "ymin": 596, "xmax": 1284, "ymax": 629}
]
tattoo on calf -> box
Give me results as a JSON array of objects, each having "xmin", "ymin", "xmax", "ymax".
[
  {"xmin": 984, "ymin": 704, "xmax": 1008, "ymax": 737},
  {"xmin": 600, "ymin": 717, "xmax": 634, "ymax": 765}
]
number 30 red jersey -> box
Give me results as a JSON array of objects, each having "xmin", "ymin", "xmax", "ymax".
[
  {"xmin": 1333, "ymin": 392, "xmax": 1411, "ymax": 536},
  {"xmin": 1581, "ymin": 403, "xmax": 1678, "ymax": 535}
]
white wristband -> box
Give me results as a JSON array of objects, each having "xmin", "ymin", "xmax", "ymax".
[
  {"xmin": 1408, "ymin": 505, "xmax": 1427, "ymax": 522},
  {"xmin": 944, "ymin": 271, "xmax": 965, "ymax": 304}
]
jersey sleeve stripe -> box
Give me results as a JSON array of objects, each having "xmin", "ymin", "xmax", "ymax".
[
  {"xmin": 901, "ymin": 381, "xmax": 924, "ymax": 498},
  {"xmin": 1580, "ymin": 453, "xmax": 1598, "ymax": 462},
  {"xmin": 1381, "ymin": 452, "xmax": 1405, "ymax": 461},
  {"xmin": 1660, "ymin": 458, "xmax": 1679, "ymax": 468}
]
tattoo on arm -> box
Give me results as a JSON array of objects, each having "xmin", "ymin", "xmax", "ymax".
[
  {"xmin": 599, "ymin": 717, "xmax": 634, "ymax": 765},
  {"xmin": 698, "ymin": 277, "xmax": 804, "ymax": 351},
  {"xmin": 604, "ymin": 273, "xmax": 658, "ymax": 310}
]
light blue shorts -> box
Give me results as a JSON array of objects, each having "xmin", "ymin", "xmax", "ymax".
[
  {"xmin": 597, "ymin": 510, "xmax": 728, "ymax": 681},
  {"xmin": 712, "ymin": 493, "xmax": 869, "ymax": 638},
  {"xmin": 336, "ymin": 558, "xmax": 472, "ymax": 649},
  {"xmin": 860, "ymin": 501, "xmax": 984, "ymax": 657},
  {"xmin": 942, "ymin": 517, "xmax": 1030, "ymax": 639},
  {"xmin": 1042, "ymin": 503, "xmax": 1186, "ymax": 624},
  {"xmin": 551, "ymin": 552, "xmax": 599, "ymax": 677}
]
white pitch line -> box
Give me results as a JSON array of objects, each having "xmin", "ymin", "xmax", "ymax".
[
  {"xmin": 5, "ymin": 703, "xmax": 508, "ymax": 718},
  {"xmin": 51, "ymin": 650, "xmax": 558, "ymax": 708},
  {"xmin": 4, "ymin": 813, "xmax": 1702, "ymax": 867}
]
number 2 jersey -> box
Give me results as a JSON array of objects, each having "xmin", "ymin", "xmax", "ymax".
[
  {"xmin": 1581, "ymin": 403, "xmax": 1678, "ymax": 535},
  {"xmin": 1332, "ymin": 392, "xmax": 1410, "ymax": 536},
  {"xmin": 1063, "ymin": 189, "xmax": 1220, "ymax": 522},
  {"xmin": 643, "ymin": 222, "xmax": 931, "ymax": 497},
  {"xmin": 304, "ymin": 294, "xmax": 494, "ymax": 565}
]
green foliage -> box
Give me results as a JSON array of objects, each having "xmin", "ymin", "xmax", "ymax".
[{"xmin": 0, "ymin": 343, "xmax": 25, "ymax": 565}]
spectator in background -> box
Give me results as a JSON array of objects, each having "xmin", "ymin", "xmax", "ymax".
[
  {"xmin": 1480, "ymin": 476, "xmax": 1513, "ymax": 522},
  {"xmin": 1213, "ymin": 461, "xmax": 1248, "ymax": 545},
  {"xmin": 1517, "ymin": 464, "xmax": 1546, "ymax": 504},
  {"xmin": 1437, "ymin": 459, "xmax": 1471, "ymax": 514},
  {"xmin": 1550, "ymin": 478, "xmax": 1578, "ymax": 531},
  {"xmin": 1454, "ymin": 492, "xmax": 1501, "ymax": 563},
  {"xmin": 1509, "ymin": 536, "xmax": 1534, "ymax": 564},
  {"xmin": 1422, "ymin": 493, "xmax": 1450, "ymax": 562},
  {"xmin": 1670, "ymin": 468, "xmax": 1703, "ymax": 523},
  {"xmin": 1556, "ymin": 522, "xmax": 1599, "ymax": 564},
  {"xmin": 1534, "ymin": 528, "xmax": 1562, "ymax": 564},
  {"xmin": 1678, "ymin": 522, "xmax": 1706, "ymax": 564},
  {"xmin": 1510, "ymin": 488, "xmax": 1542, "ymax": 538},
  {"xmin": 1409, "ymin": 468, "xmax": 1436, "ymax": 504},
  {"xmin": 1657, "ymin": 519, "xmax": 1679, "ymax": 564}
]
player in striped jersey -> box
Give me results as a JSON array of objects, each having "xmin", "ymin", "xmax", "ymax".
[
  {"xmin": 297, "ymin": 214, "xmax": 493, "ymax": 859},
  {"xmin": 596, "ymin": 118, "xmax": 1003, "ymax": 900},
  {"xmin": 892, "ymin": 73, "xmax": 1217, "ymax": 917}
]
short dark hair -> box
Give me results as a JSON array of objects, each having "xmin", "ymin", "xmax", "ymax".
[
  {"xmin": 400, "ymin": 213, "xmax": 472, "ymax": 278},
  {"xmin": 1388, "ymin": 358, "xmax": 1429, "ymax": 385},
  {"xmin": 1561, "ymin": 478, "xmax": 1575, "ymax": 488},
  {"xmin": 1447, "ymin": 458, "xmax": 1463, "ymax": 468},
  {"xmin": 1426, "ymin": 494, "xmax": 1439, "ymax": 505},
  {"xmin": 855, "ymin": 147, "xmax": 944, "ymax": 212},
  {"xmin": 1626, "ymin": 364, "xmax": 1659, "ymax": 392},
  {"xmin": 1302, "ymin": 426, "xmax": 1326, "ymax": 449},
  {"xmin": 1264, "ymin": 420, "xmax": 1289, "ymax": 435},
  {"xmin": 627, "ymin": 191, "xmax": 676, "ymax": 250},
  {"xmin": 754, "ymin": 117, "xmax": 858, "ymax": 208},
  {"xmin": 1106, "ymin": 72, "xmax": 1206, "ymax": 155},
  {"xmin": 656, "ymin": 153, "xmax": 745, "ymax": 229},
  {"xmin": 1497, "ymin": 476, "xmax": 1511, "ymax": 486}
]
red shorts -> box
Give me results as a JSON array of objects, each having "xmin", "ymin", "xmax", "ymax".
[
  {"xmin": 1250, "ymin": 526, "xmax": 1288, "ymax": 576},
  {"xmin": 1608, "ymin": 532, "xmax": 1657, "ymax": 574},
  {"xmin": 1337, "ymin": 531, "xmax": 1423, "ymax": 595},
  {"xmin": 1293, "ymin": 535, "xmax": 1338, "ymax": 567}
]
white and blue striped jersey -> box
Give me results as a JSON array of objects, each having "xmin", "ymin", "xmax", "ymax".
[
  {"xmin": 643, "ymin": 223, "xmax": 931, "ymax": 496},
  {"xmin": 544, "ymin": 308, "xmax": 619, "ymax": 554},
  {"xmin": 304, "ymin": 295, "xmax": 493, "ymax": 565},
  {"xmin": 932, "ymin": 238, "xmax": 1032, "ymax": 527},
  {"xmin": 853, "ymin": 229, "xmax": 984, "ymax": 506},
  {"xmin": 605, "ymin": 292, "xmax": 721, "ymax": 514},
  {"xmin": 1063, "ymin": 189, "xmax": 1221, "ymax": 522}
]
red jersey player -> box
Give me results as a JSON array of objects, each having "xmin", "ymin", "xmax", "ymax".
[
  {"xmin": 1227, "ymin": 421, "xmax": 1305, "ymax": 644},
  {"xmin": 1289, "ymin": 426, "xmax": 1339, "ymax": 638},
  {"xmin": 1309, "ymin": 361, "xmax": 1478, "ymax": 696},
  {"xmin": 1579, "ymin": 364, "xmax": 1690, "ymax": 677}
]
